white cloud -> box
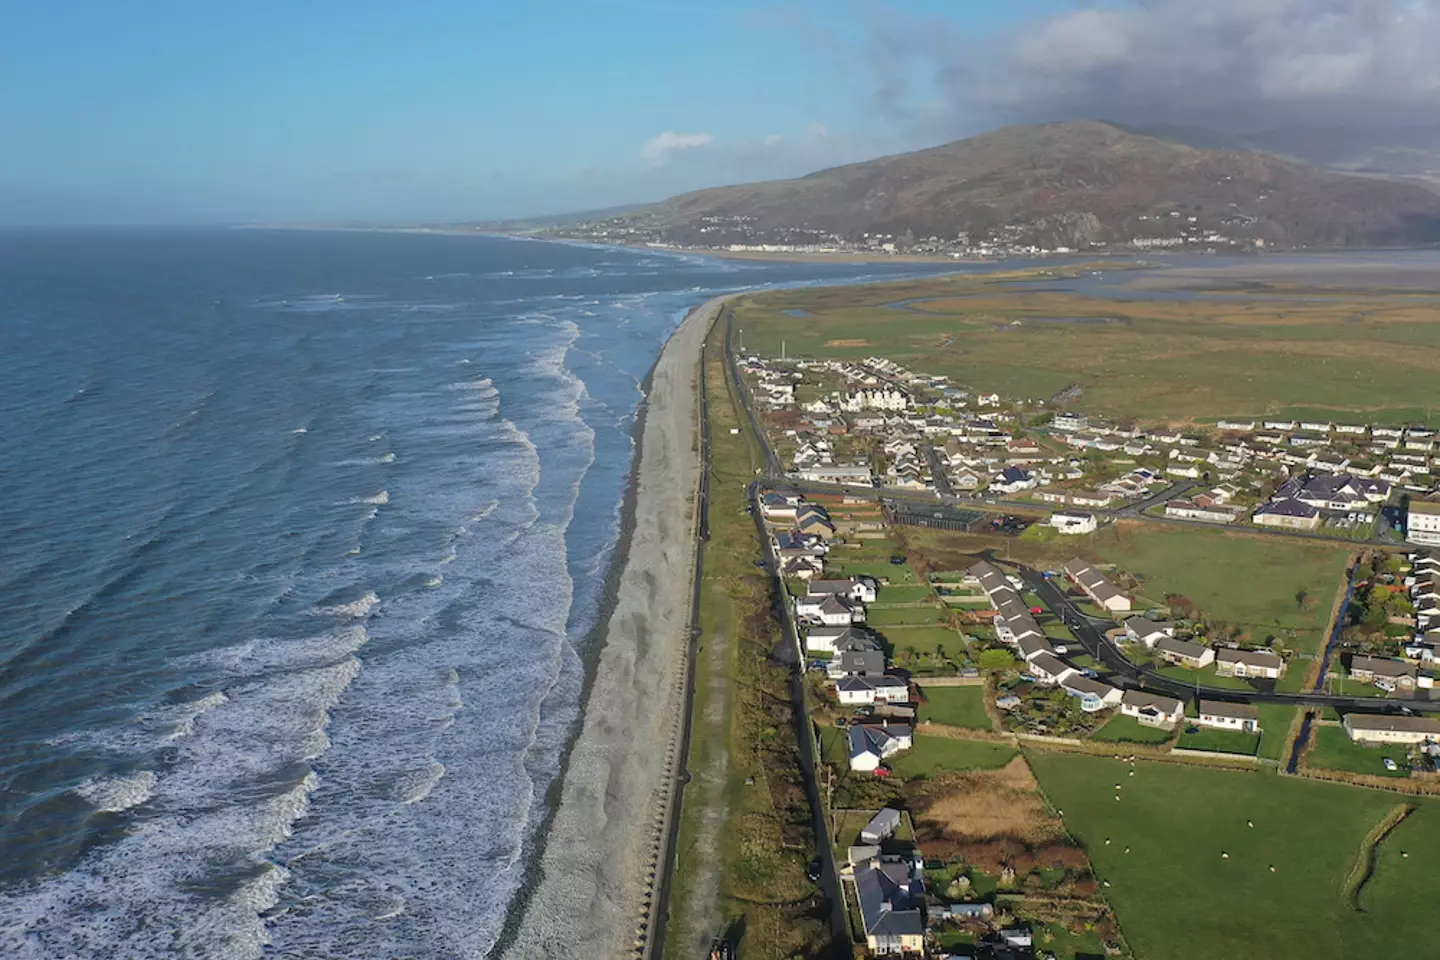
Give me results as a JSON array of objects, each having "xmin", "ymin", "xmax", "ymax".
[{"xmin": 640, "ymin": 131, "xmax": 715, "ymax": 165}]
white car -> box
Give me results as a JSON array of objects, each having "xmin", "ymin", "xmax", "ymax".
[{"xmin": 1383, "ymin": 758, "xmax": 1399, "ymax": 772}]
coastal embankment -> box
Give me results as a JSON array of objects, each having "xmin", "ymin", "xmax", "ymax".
[{"xmin": 502, "ymin": 295, "xmax": 724, "ymax": 958}]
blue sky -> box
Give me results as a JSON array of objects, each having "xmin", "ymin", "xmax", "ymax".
[{"xmin": 1, "ymin": 1, "xmax": 1072, "ymax": 224}]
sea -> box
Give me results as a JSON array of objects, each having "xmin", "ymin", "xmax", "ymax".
[{"xmin": 0, "ymin": 229, "xmax": 969, "ymax": 959}]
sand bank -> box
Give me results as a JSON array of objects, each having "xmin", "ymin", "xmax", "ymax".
[{"xmin": 501, "ymin": 295, "xmax": 724, "ymax": 958}]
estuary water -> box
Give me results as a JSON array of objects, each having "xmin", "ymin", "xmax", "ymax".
[{"xmin": 0, "ymin": 229, "xmax": 962, "ymax": 958}]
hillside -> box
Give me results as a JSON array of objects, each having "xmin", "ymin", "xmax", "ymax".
[{"xmin": 571, "ymin": 121, "xmax": 1440, "ymax": 251}]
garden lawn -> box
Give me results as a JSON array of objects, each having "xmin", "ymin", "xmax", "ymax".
[
  {"xmin": 870, "ymin": 585, "xmax": 936, "ymax": 604},
  {"xmin": 1306, "ymin": 725, "xmax": 1408, "ymax": 778},
  {"xmin": 917, "ymin": 686, "xmax": 992, "ymax": 730},
  {"xmin": 879, "ymin": 626, "xmax": 964, "ymax": 659},
  {"xmin": 889, "ymin": 734, "xmax": 1017, "ymax": 778},
  {"xmin": 1028, "ymin": 752, "xmax": 1440, "ymax": 960},
  {"xmin": 1090, "ymin": 714, "xmax": 1174, "ymax": 745},
  {"xmin": 866, "ymin": 605, "xmax": 949, "ymax": 627},
  {"xmin": 1177, "ymin": 726, "xmax": 1260, "ymax": 756}
]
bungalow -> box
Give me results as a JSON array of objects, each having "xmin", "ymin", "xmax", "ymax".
[
  {"xmin": 848, "ymin": 723, "xmax": 914, "ymax": 772},
  {"xmin": 1017, "ymin": 635, "xmax": 1058, "ymax": 662},
  {"xmin": 759, "ymin": 492, "xmax": 803, "ymax": 520},
  {"xmin": 1028, "ymin": 652, "xmax": 1076, "ymax": 686},
  {"xmin": 1196, "ymin": 700, "xmax": 1260, "ymax": 733},
  {"xmin": 1343, "ymin": 713, "xmax": 1440, "ymax": 745},
  {"xmin": 1123, "ymin": 617, "xmax": 1176, "ymax": 648},
  {"xmin": 836, "ymin": 674, "xmax": 910, "ymax": 706},
  {"xmin": 795, "ymin": 464, "xmax": 874, "ymax": 487},
  {"xmin": 1120, "ymin": 690, "xmax": 1185, "ymax": 729},
  {"xmin": 808, "ymin": 577, "xmax": 880, "ymax": 605},
  {"xmin": 795, "ymin": 509, "xmax": 838, "ymax": 539},
  {"xmin": 1154, "ymin": 636, "xmax": 1215, "ymax": 669},
  {"xmin": 860, "ymin": 808, "xmax": 901, "ymax": 844},
  {"xmin": 853, "ymin": 856, "xmax": 925, "ymax": 957},
  {"xmin": 1165, "ymin": 498, "xmax": 1244, "ymax": 524},
  {"xmin": 1215, "ymin": 648, "xmax": 1286, "ymax": 681},
  {"xmin": 1348, "ymin": 655, "xmax": 1418, "ymax": 690},
  {"xmin": 796, "ymin": 593, "xmax": 864, "ymax": 626},
  {"xmin": 804, "ymin": 625, "xmax": 875, "ymax": 655},
  {"xmin": 1069, "ymin": 490, "xmax": 1115, "ymax": 509},
  {"xmin": 781, "ymin": 555, "xmax": 824, "ymax": 580},
  {"xmin": 827, "ymin": 648, "xmax": 886, "ymax": 680},
  {"xmin": 1060, "ymin": 675, "xmax": 1123, "ymax": 712},
  {"xmin": 1253, "ymin": 498, "xmax": 1322, "ymax": 531},
  {"xmin": 1217, "ymin": 420, "xmax": 1257, "ymax": 432},
  {"xmin": 1063, "ymin": 559, "xmax": 1132, "ymax": 613},
  {"xmin": 992, "ymin": 466, "xmax": 1038, "ymax": 494},
  {"xmin": 1050, "ymin": 511, "xmax": 1098, "ymax": 535}
]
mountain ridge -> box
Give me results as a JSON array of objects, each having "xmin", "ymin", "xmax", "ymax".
[{"xmin": 553, "ymin": 120, "xmax": 1440, "ymax": 252}]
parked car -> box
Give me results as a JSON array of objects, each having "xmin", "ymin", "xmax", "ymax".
[
  {"xmin": 873, "ymin": 767, "xmax": 891, "ymax": 778},
  {"xmin": 1383, "ymin": 757, "xmax": 1399, "ymax": 771},
  {"xmin": 806, "ymin": 858, "xmax": 822, "ymax": 882}
]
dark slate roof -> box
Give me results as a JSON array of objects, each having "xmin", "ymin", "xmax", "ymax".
[
  {"xmin": 1257, "ymin": 498, "xmax": 1319, "ymax": 519},
  {"xmin": 1199, "ymin": 699, "xmax": 1259, "ymax": 720}
]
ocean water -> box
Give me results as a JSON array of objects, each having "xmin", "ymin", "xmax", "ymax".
[{"xmin": 0, "ymin": 229, "xmax": 964, "ymax": 958}]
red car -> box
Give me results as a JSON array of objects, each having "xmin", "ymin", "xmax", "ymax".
[
  {"xmin": 1030, "ymin": 606, "xmax": 1044, "ymax": 614},
  {"xmin": 873, "ymin": 767, "xmax": 891, "ymax": 778}
]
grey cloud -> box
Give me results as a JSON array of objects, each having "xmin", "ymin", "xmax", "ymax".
[{"xmin": 871, "ymin": 0, "xmax": 1440, "ymax": 136}]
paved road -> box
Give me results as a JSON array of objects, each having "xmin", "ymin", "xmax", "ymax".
[{"xmin": 1017, "ymin": 565, "xmax": 1440, "ymax": 714}]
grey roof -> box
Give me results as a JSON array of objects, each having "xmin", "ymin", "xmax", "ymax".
[
  {"xmin": 1124, "ymin": 617, "xmax": 1173, "ymax": 637},
  {"xmin": 1121, "ymin": 689, "xmax": 1183, "ymax": 715},
  {"xmin": 849, "ymin": 724, "xmax": 911, "ymax": 759},
  {"xmin": 1062, "ymin": 675, "xmax": 1118, "ymax": 699},
  {"xmin": 1345, "ymin": 714, "xmax": 1440, "ymax": 734},
  {"xmin": 1155, "ymin": 636, "xmax": 1210, "ymax": 661},
  {"xmin": 1216, "ymin": 648, "xmax": 1284, "ymax": 669},
  {"xmin": 1017, "ymin": 635, "xmax": 1057, "ymax": 660},
  {"xmin": 854, "ymin": 859, "xmax": 924, "ymax": 939},
  {"xmin": 1027, "ymin": 652, "xmax": 1072, "ymax": 679},
  {"xmin": 860, "ymin": 808, "xmax": 901, "ymax": 840},
  {"xmin": 808, "ymin": 579, "xmax": 859, "ymax": 595},
  {"xmin": 1350, "ymin": 655, "xmax": 1417, "ymax": 679},
  {"xmin": 838, "ymin": 650, "xmax": 885, "ymax": 677},
  {"xmin": 1257, "ymin": 498, "xmax": 1320, "ymax": 519},
  {"xmin": 1199, "ymin": 699, "xmax": 1259, "ymax": 720}
]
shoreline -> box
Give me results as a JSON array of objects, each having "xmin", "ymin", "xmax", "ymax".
[{"xmin": 499, "ymin": 294, "xmax": 729, "ymax": 958}]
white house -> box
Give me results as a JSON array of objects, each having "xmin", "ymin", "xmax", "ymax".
[
  {"xmin": 1050, "ymin": 511, "xmax": 1098, "ymax": 535},
  {"xmin": 1060, "ymin": 675, "xmax": 1123, "ymax": 712},
  {"xmin": 1215, "ymin": 648, "xmax": 1285, "ymax": 680},
  {"xmin": 1409, "ymin": 499, "xmax": 1440, "ymax": 546},
  {"xmin": 836, "ymin": 675, "xmax": 909, "ymax": 705},
  {"xmin": 1123, "ymin": 618, "xmax": 1176, "ymax": 648},
  {"xmin": 805, "ymin": 626, "xmax": 875, "ymax": 655},
  {"xmin": 1028, "ymin": 652, "xmax": 1076, "ymax": 686},
  {"xmin": 1063, "ymin": 559, "xmax": 1132, "ymax": 613},
  {"xmin": 796, "ymin": 593, "xmax": 863, "ymax": 626},
  {"xmin": 808, "ymin": 577, "xmax": 880, "ymax": 605},
  {"xmin": 1343, "ymin": 713, "xmax": 1440, "ymax": 745},
  {"xmin": 1154, "ymin": 636, "xmax": 1215, "ymax": 669},
  {"xmin": 1196, "ymin": 700, "xmax": 1259, "ymax": 733},
  {"xmin": 848, "ymin": 723, "xmax": 913, "ymax": 772},
  {"xmin": 992, "ymin": 466, "xmax": 1037, "ymax": 494},
  {"xmin": 1120, "ymin": 690, "xmax": 1184, "ymax": 729}
]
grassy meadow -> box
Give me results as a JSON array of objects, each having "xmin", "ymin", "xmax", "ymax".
[
  {"xmin": 1028, "ymin": 752, "xmax": 1440, "ymax": 960},
  {"xmin": 733, "ymin": 270, "xmax": 1440, "ymax": 422}
]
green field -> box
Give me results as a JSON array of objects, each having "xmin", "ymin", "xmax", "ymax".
[
  {"xmin": 1090, "ymin": 714, "xmax": 1174, "ymax": 745},
  {"xmin": 734, "ymin": 273, "xmax": 1440, "ymax": 422},
  {"xmin": 877, "ymin": 625, "xmax": 965, "ymax": 658},
  {"xmin": 866, "ymin": 604, "xmax": 950, "ymax": 627},
  {"xmin": 1256, "ymin": 704, "xmax": 1300, "ymax": 762},
  {"xmin": 1087, "ymin": 525, "xmax": 1351, "ymax": 663},
  {"xmin": 1177, "ymin": 726, "xmax": 1261, "ymax": 756},
  {"xmin": 1029, "ymin": 752, "xmax": 1440, "ymax": 960},
  {"xmin": 917, "ymin": 685, "xmax": 992, "ymax": 729},
  {"xmin": 1307, "ymin": 725, "xmax": 1409, "ymax": 778},
  {"xmin": 870, "ymin": 584, "xmax": 936, "ymax": 604},
  {"xmin": 888, "ymin": 734, "xmax": 1017, "ymax": 778}
]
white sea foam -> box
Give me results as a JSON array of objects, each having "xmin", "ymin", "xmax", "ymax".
[
  {"xmin": 291, "ymin": 427, "xmax": 307, "ymax": 435},
  {"xmin": 424, "ymin": 575, "xmax": 443, "ymax": 588},
  {"xmin": 76, "ymin": 771, "xmax": 157, "ymax": 813},
  {"xmin": 315, "ymin": 591, "xmax": 380, "ymax": 619},
  {"xmin": 356, "ymin": 490, "xmax": 389, "ymax": 505},
  {"xmin": 392, "ymin": 760, "xmax": 446, "ymax": 804},
  {"xmin": 164, "ymin": 691, "xmax": 230, "ymax": 741}
]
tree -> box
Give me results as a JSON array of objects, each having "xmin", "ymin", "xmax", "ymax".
[{"xmin": 979, "ymin": 648, "xmax": 1018, "ymax": 672}]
